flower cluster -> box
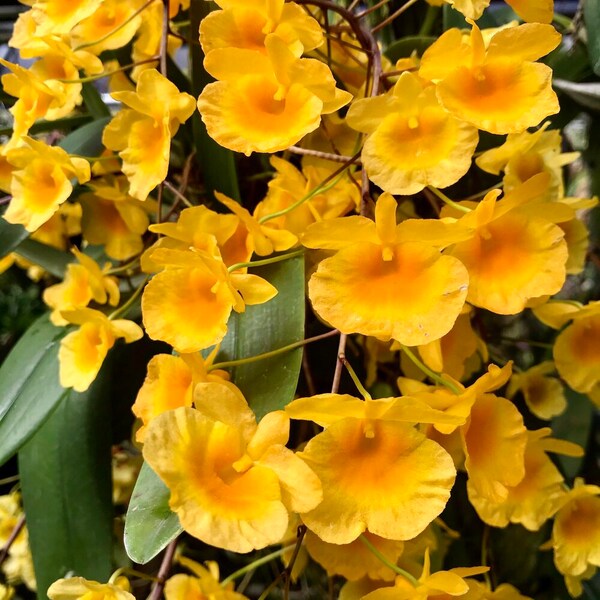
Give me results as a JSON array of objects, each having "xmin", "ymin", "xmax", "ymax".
[{"xmin": 0, "ymin": 0, "xmax": 598, "ymax": 599}]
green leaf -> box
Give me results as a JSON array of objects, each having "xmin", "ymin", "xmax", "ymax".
[
  {"xmin": 124, "ymin": 462, "xmax": 183, "ymax": 564},
  {"xmin": 14, "ymin": 238, "xmax": 74, "ymax": 279},
  {"xmin": 217, "ymin": 254, "xmax": 305, "ymax": 419},
  {"xmin": 584, "ymin": 0, "xmax": 600, "ymax": 76},
  {"xmin": 0, "ymin": 313, "xmax": 68, "ymax": 466},
  {"xmin": 81, "ymin": 82, "xmax": 111, "ymax": 119},
  {"xmin": 553, "ymin": 79, "xmax": 600, "ymax": 112},
  {"xmin": 0, "ymin": 216, "xmax": 28, "ymax": 260},
  {"xmin": 19, "ymin": 366, "xmax": 113, "ymax": 599},
  {"xmin": 189, "ymin": 0, "xmax": 240, "ymax": 201},
  {"xmin": 384, "ymin": 35, "xmax": 436, "ymax": 62},
  {"xmin": 545, "ymin": 39, "xmax": 591, "ymax": 82},
  {"xmin": 58, "ymin": 115, "xmax": 110, "ymax": 156},
  {"xmin": 551, "ymin": 388, "xmax": 594, "ymax": 479}
]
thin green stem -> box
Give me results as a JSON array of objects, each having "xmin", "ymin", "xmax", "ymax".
[
  {"xmin": 258, "ymin": 153, "xmax": 360, "ymax": 224},
  {"xmin": 221, "ymin": 545, "xmax": 296, "ymax": 587},
  {"xmin": 427, "ymin": 186, "xmax": 471, "ymax": 214},
  {"xmin": 359, "ymin": 535, "xmax": 419, "ymax": 586},
  {"xmin": 109, "ymin": 567, "xmax": 159, "ymax": 585},
  {"xmin": 418, "ymin": 5, "xmax": 439, "ymax": 36},
  {"xmin": 481, "ymin": 525, "xmax": 492, "ymax": 588},
  {"xmin": 74, "ymin": 0, "xmax": 157, "ymax": 51},
  {"xmin": 58, "ymin": 58, "xmax": 160, "ymax": 83},
  {"xmin": 400, "ymin": 345, "xmax": 462, "ymax": 395},
  {"xmin": 108, "ymin": 276, "xmax": 149, "ymax": 320},
  {"xmin": 106, "ymin": 257, "xmax": 140, "ymax": 276},
  {"xmin": 227, "ymin": 249, "xmax": 305, "ymax": 273},
  {"xmin": 209, "ymin": 330, "xmax": 339, "ymax": 372},
  {"xmin": 341, "ymin": 358, "xmax": 371, "ymax": 400}
]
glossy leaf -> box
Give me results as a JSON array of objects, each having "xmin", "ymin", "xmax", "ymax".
[
  {"xmin": 552, "ymin": 389, "xmax": 594, "ymax": 478},
  {"xmin": 81, "ymin": 82, "xmax": 111, "ymax": 119},
  {"xmin": 58, "ymin": 115, "xmax": 110, "ymax": 156},
  {"xmin": 19, "ymin": 366, "xmax": 113, "ymax": 598},
  {"xmin": 189, "ymin": 0, "xmax": 240, "ymax": 201},
  {"xmin": 0, "ymin": 215, "xmax": 28, "ymax": 260},
  {"xmin": 124, "ymin": 461, "xmax": 182, "ymax": 564},
  {"xmin": 585, "ymin": 0, "xmax": 600, "ymax": 76},
  {"xmin": 14, "ymin": 238, "xmax": 74, "ymax": 279},
  {"xmin": 385, "ymin": 36, "xmax": 436, "ymax": 62},
  {"xmin": 0, "ymin": 313, "xmax": 69, "ymax": 467},
  {"xmin": 553, "ymin": 79, "xmax": 600, "ymax": 112},
  {"xmin": 216, "ymin": 254, "xmax": 305, "ymax": 420}
]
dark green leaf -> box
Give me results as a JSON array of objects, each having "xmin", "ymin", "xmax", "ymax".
[
  {"xmin": 551, "ymin": 388, "xmax": 594, "ymax": 479},
  {"xmin": 0, "ymin": 216, "xmax": 28, "ymax": 260},
  {"xmin": 19, "ymin": 366, "xmax": 113, "ymax": 598},
  {"xmin": 0, "ymin": 313, "xmax": 68, "ymax": 466},
  {"xmin": 14, "ymin": 238, "xmax": 74, "ymax": 279},
  {"xmin": 189, "ymin": 0, "xmax": 240, "ymax": 201},
  {"xmin": 81, "ymin": 82, "xmax": 111, "ymax": 119},
  {"xmin": 124, "ymin": 462, "xmax": 182, "ymax": 564},
  {"xmin": 58, "ymin": 115, "xmax": 110, "ymax": 156},
  {"xmin": 384, "ymin": 36, "xmax": 436, "ymax": 62},
  {"xmin": 545, "ymin": 38, "xmax": 591, "ymax": 82},
  {"xmin": 553, "ymin": 79, "xmax": 600, "ymax": 112},
  {"xmin": 584, "ymin": 0, "xmax": 600, "ymax": 76},
  {"xmin": 217, "ymin": 254, "xmax": 305, "ymax": 419}
]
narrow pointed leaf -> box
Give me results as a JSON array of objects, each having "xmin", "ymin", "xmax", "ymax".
[
  {"xmin": 14, "ymin": 238, "xmax": 74, "ymax": 279},
  {"xmin": 0, "ymin": 313, "xmax": 69, "ymax": 466},
  {"xmin": 58, "ymin": 115, "xmax": 110, "ymax": 156},
  {"xmin": 0, "ymin": 216, "xmax": 28, "ymax": 260},
  {"xmin": 19, "ymin": 367, "xmax": 113, "ymax": 599},
  {"xmin": 189, "ymin": 0, "xmax": 240, "ymax": 201}
]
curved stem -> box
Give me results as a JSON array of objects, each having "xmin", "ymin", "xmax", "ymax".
[
  {"xmin": 74, "ymin": 0, "xmax": 157, "ymax": 51},
  {"xmin": 359, "ymin": 534, "xmax": 419, "ymax": 586},
  {"xmin": 258, "ymin": 153, "xmax": 360, "ymax": 225},
  {"xmin": 221, "ymin": 545, "xmax": 296, "ymax": 588},
  {"xmin": 209, "ymin": 330, "xmax": 339, "ymax": 372},
  {"xmin": 227, "ymin": 249, "xmax": 305, "ymax": 273},
  {"xmin": 400, "ymin": 345, "xmax": 462, "ymax": 395},
  {"xmin": 427, "ymin": 186, "xmax": 471, "ymax": 214},
  {"xmin": 108, "ymin": 276, "xmax": 149, "ymax": 320},
  {"xmin": 341, "ymin": 357, "xmax": 371, "ymax": 400}
]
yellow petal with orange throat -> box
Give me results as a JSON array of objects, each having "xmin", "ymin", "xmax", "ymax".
[
  {"xmin": 133, "ymin": 354, "xmax": 195, "ymax": 442},
  {"xmin": 463, "ymin": 393, "xmax": 527, "ymax": 502},
  {"xmin": 554, "ymin": 315, "xmax": 600, "ymax": 400},
  {"xmin": 142, "ymin": 266, "xmax": 234, "ymax": 353},
  {"xmin": 308, "ymin": 242, "xmax": 468, "ymax": 345},
  {"xmin": 197, "ymin": 76, "xmax": 323, "ymax": 155},
  {"xmin": 449, "ymin": 210, "xmax": 567, "ymax": 315},
  {"xmin": 143, "ymin": 407, "xmax": 289, "ymax": 553},
  {"xmin": 59, "ymin": 321, "xmax": 115, "ymax": 392},
  {"xmin": 298, "ymin": 419, "xmax": 455, "ymax": 544}
]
